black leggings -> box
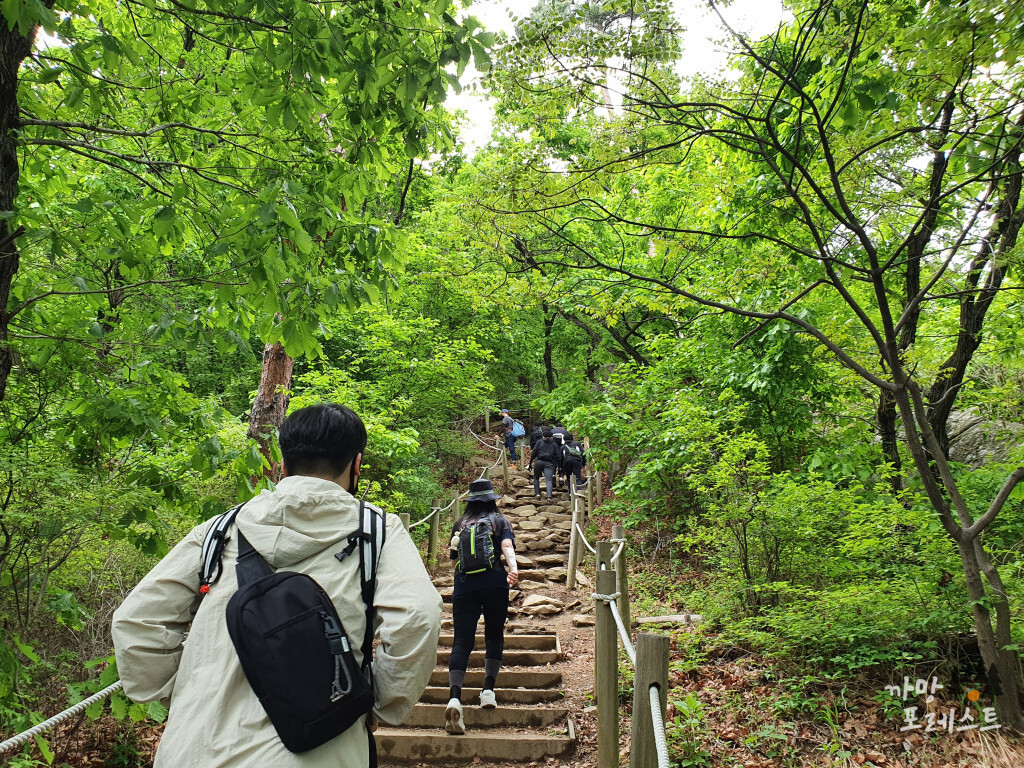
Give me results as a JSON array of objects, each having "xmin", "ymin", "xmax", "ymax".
[{"xmin": 449, "ymin": 587, "xmax": 509, "ymax": 672}]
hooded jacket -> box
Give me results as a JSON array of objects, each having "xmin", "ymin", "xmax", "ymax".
[{"xmin": 112, "ymin": 475, "xmax": 441, "ymax": 767}]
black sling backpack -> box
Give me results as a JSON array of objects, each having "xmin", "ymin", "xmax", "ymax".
[{"xmin": 198, "ymin": 496, "xmax": 386, "ymax": 757}]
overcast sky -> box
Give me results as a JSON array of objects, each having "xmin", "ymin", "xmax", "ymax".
[{"xmin": 449, "ymin": 0, "xmax": 788, "ymax": 154}]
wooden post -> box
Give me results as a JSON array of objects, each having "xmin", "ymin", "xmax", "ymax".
[
  {"xmin": 427, "ymin": 505, "xmax": 440, "ymax": 566},
  {"xmin": 567, "ymin": 478, "xmax": 579, "ymax": 589},
  {"xmin": 596, "ymin": 466, "xmax": 603, "ymax": 504},
  {"xmin": 586, "ymin": 475, "xmax": 594, "ymax": 520},
  {"xmin": 631, "ymin": 634, "xmax": 670, "ymax": 768},
  {"xmin": 485, "ymin": 405, "xmax": 490, "ymax": 432},
  {"xmin": 596, "ymin": 540, "xmax": 614, "ymax": 574},
  {"xmin": 501, "ymin": 447, "xmax": 510, "ymax": 488},
  {"xmin": 569, "ymin": 481, "xmax": 586, "ymax": 589},
  {"xmin": 452, "ymin": 488, "xmax": 460, "ymax": 529},
  {"xmin": 611, "ymin": 524, "xmax": 631, "ymax": 637},
  {"xmin": 399, "ymin": 513, "xmax": 410, "ymax": 532},
  {"xmin": 595, "ymin": 566, "xmax": 620, "ymax": 768}
]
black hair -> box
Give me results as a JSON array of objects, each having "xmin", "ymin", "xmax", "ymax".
[
  {"xmin": 566, "ymin": 432, "xmax": 574, "ymax": 441},
  {"xmin": 456, "ymin": 499, "xmax": 498, "ymax": 529},
  {"xmin": 279, "ymin": 403, "xmax": 367, "ymax": 478},
  {"xmin": 542, "ymin": 428, "xmax": 553, "ymax": 438}
]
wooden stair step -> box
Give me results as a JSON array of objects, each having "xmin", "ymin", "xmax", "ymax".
[
  {"xmin": 376, "ymin": 724, "xmax": 575, "ymax": 763},
  {"xmin": 427, "ymin": 669, "xmax": 561, "ymax": 688},
  {"xmin": 401, "ymin": 703, "xmax": 568, "ymax": 728},
  {"xmin": 418, "ymin": 687, "xmax": 564, "ymax": 705}
]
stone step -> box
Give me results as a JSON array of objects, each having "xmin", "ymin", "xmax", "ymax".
[
  {"xmin": 376, "ymin": 725, "xmax": 575, "ymax": 762},
  {"xmin": 428, "ymin": 669, "xmax": 561, "ymax": 688},
  {"xmin": 419, "ymin": 686, "xmax": 564, "ymax": 705},
  {"xmin": 402, "ymin": 704, "xmax": 568, "ymax": 729},
  {"xmin": 435, "ymin": 649, "xmax": 560, "ymax": 666},
  {"xmin": 438, "ymin": 634, "xmax": 558, "ymax": 651},
  {"xmin": 440, "ymin": 619, "xmax": 549, "ymax": 634}
]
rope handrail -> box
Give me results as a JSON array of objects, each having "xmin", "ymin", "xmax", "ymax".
[
  {"xmin": 574, "ymin": 523, "xmax": 597, "ymax": 554},
  {"xmin": 478, "ymin": 449, "xmax": 504, "ymax": 480},
  {"xmin": 610, "ymin": 539, "xmax": 626, "ymax": 564},
  {"xmin": 0, "ymin": 680, "xmax": 124, "ymax": 756},
  {"xmin": 468, "ymin": 426, "xmax": 500, "ymax": 451},
  {"xmin": 649, "ymin": 684, "xmax": 671, "ymax": 768}
]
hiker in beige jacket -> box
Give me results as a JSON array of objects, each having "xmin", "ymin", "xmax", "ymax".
[{"xmin": 112, "ymin": 404, "xmax": 442, "ymax": 767}]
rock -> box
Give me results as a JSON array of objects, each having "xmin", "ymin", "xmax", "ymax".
[
  {"xmin": 512, "ymin": 505, "xmax": 539, "ymax": 517},
  {"xmin": 534, "ymin": 554, "xmax": 564, "ymax": 565},
  {"xmin": 471, "ymin": 455, "xmax": 494, "ymax": 468},
  {"xmin": 524, "ymin": 539, "xmax": 556, "ymax": 551},
  {"xmin": 948, "ymin": 409, "xmax": 1024, "ymax": 468},
  {"xmin": 432, "ymin": 575, "xmax": 454, "ymax": 587},
  {"xmin": 519, "ymin": 520, "xmax": 544, "ymax": 531},
  {"xmin": 522, "ymin": 604, "xmax": 561, "ymax": 616},
  {"xmin": 540, "ymin": 505, "xmax": 566, "ymax": 514},
  {"xmin": 509, "ymin": 589, "xmax": 521, "ymax": 602},
  {"xmin": 546, "ymin": 567, "xmax": 567, "ymax": 582},
  {"xmin": 552, "ymin": 521, "xmax": 573, "ymax": 531},
  {"xmin": 522, "ymin": 594, "xmax": 565, "ymax": 608},
  {"xmin": 512, "ymin": 478, "xmax": 530, "ymax": 488},
  {"xmin": 501, "ymin": 495, "xmax": 517, "ymax": 506},
  {"xmin": 573, "ymin": 616, "xmax": 596, "ymax": 627},
  {"xmin": 518, "ymin": 580, "xmax": 547, "ymax": 590},
  {"xmin": 515, "ymin": 554, "xmax": 535, "ymax": 568},
  {"xmin": 575, "ymin": 570, "xmax": 592, "ymax": 587},
  {"xmin": 583, "ymin": 705, "xmax": 598, "ymax": 714}
]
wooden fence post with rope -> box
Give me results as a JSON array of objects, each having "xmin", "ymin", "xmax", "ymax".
[
  {"xmin": 567, "ymin": 478, "xmax": 582, "ymax": 589},
  {"xmin": 631, "ymin": 633, "xmax": 670, "ymax": 768},
  {"xmin": 427, "ymin": 504, "xmax": 440, "ymax": 566},
  {"xmin": 611, "ymin": 523, "xmax": 632, "ymax": 637},
  {"xmin": 595, "ymin": 549, "xmax": 620, "ymax": 768}
]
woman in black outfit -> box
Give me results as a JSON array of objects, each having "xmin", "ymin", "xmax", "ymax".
[{"xmin": 445, "ymin": 479, "xmax": 518, "ymax": 735}]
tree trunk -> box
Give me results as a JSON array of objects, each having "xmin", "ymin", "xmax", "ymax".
[
  {"xmin": 0, "ymin": 24, "xmax": 36, "ymax": 401},
  {"xmin": 876, "ymin": 389, "xmax": 903, "ymax": 494},
  {"xmin": 247, "ymin": 341, "xmax": 294, "ymax": 481},
  {"xmin": 892, "ymin": 383, "xmax": 1024, "ymax": 730},
  {"xmin": 542, "ymin": 302, "xmax": 555, "ymax": 392}
]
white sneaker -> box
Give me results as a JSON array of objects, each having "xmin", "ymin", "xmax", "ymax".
[
  {"xmin": 445, "ymin": 698, "xmax": 465, "ymax": 734},
  {"xmin": 479, "ymin": 689, "xmax": 497, "ymax": 708}
]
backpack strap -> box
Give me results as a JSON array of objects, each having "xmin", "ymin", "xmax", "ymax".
[
  {"xmin": 198, "ymin": 502, "xmax": 246, "ymax": 595},
  {"xmin": 235, "ymin": 529, "xmax": 275, "ymax": 585}
]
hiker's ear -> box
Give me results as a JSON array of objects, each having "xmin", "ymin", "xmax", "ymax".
[{"xmin": 353, "ymin": 453, "xmax": 362, "ymax": 477}]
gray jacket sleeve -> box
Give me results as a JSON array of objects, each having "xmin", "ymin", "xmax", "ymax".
[
  {"xmin": 111, "ymin": 525, "xmax": 206, "ymax": 705},
  {"xmin": 370, "ymin": 517, "xmax": 443, "ymax": 724}
]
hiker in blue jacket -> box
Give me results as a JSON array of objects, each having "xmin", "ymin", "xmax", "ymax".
[
  {"xmin": 445, "ymin": 479, "xmax": 518, "ymax": 735},
  {"xmin": 498, "ymin": 408, "xmax": 518, "ymax": 464}
]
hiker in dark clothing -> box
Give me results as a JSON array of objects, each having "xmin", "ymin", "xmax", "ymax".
[
  {"xmin": 445, "ymin": 479, "xmax": 517, "ymax": 735},
  {"xmin": 562, "ymin": 432, "xmax": 587, "ymax": 488},
  {"xmin": 550, "ymin": 426, "xmax": 569, "ymax": 489},
  {"xmin": 527, "ymin": 424, "xmax": 546, "ymax": 472},
  {"xmin": 532, "ymin": 429, "xmax": 560, "ymax": 500}
]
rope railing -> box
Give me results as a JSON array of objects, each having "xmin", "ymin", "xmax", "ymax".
[
  {"xmin": 0, "ymin": 681, "xmax": 124, "ymax": 757},
  {"xmin": 574, "ymin": 522, "xmax": 598, "ymax": 554},
  {"xmin": 468, "ymin": 425, "xmax": 500, "ymax": 451}
]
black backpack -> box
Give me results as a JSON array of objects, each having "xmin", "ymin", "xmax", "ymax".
[
  {"xmin": 198, "ymin": 497, "xmax": 386, "ymax": 756},
  {"xmin": 456, "ymin": 513, "xmax": 499, "ymax": 575},
  {"xmin": 534, "ymin": 439, "xmax": 558, "ymax": 464}
]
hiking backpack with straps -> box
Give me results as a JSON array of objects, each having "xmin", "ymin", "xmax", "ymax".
[
  {"xmin": 564, "ymin": 442, "xmax": 584, "ymax": 460},
  {"xmin": 511, "ymin": 419, "xmax": 526, "ymax": 438},
  {"xmin": 198, "ymin": 497, "xmax": 386, "ymax": 756},
  {"xmin": 456, "ymin": 513, "xmax": 499, "ymax": 576}
]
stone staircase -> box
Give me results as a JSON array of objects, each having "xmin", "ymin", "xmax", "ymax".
[{"xmin": 377, "ymin": 465, "xmax": 579, "ymax": 764}]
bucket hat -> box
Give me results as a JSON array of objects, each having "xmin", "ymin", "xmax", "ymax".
[{"xmin": 467, "ymin": 479, "xmax": 501, "ymax": 502}]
